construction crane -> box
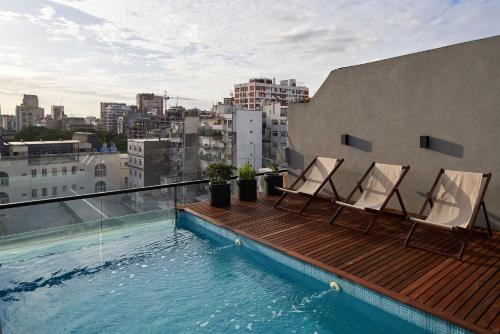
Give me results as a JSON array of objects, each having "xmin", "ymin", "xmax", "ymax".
[{"xmin": 163, "ymin": 90, "xmax": 171, "ymax": 113}]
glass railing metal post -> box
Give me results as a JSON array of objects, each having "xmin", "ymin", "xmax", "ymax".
[{"xmin": 174, "ymin": 185, "xmax": 178, "ymax": 218}]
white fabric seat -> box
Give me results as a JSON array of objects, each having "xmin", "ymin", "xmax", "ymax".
[
  {"xmin": 275, "ymin": 156, "xmax": 343, "ymax": 215},
  {"xmin": 336, "ymin": 163, "xmax": 403, "ymax": 210},
  {"xmin": 281, "ymin": 157, "xmax": 338, "ymax": 195},
  {"xmin": 409, "ymin": 170, "xmax": 483, "ymax": 230}
]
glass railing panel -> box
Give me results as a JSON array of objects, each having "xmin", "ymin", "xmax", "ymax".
[{"xmin": 0, "ymin": 187, "xmax": 175, "ymax": 250}]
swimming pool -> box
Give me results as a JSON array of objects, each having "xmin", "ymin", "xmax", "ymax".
[{"xmin": 0, "ymin": 216, "xmax": 431, "ymax": 333}]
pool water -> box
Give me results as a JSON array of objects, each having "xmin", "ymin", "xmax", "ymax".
[{"xmin": 0, "ymin": 219, "xmax": 430, "ymax": 334}]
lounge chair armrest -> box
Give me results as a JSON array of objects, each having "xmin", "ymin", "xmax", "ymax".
[
  {"xmin": 335, "ymin": 201, "xmax": 364, "ymax": 210},
  {"xmin": 409, "ymin": 216, "xmax": 455, "ymax": 231},
  {"xmin": 277, "ymin": 187, "xmax": 299, "ymax": 195}
]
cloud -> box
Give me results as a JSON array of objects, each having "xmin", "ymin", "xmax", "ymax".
[
  {"xmin": 0, "ymin": 0, "xmax": 499, "ymax": 116},
  {"xmin": 39, "ymin": 6, "xmax": 56, "ymax": 20}
]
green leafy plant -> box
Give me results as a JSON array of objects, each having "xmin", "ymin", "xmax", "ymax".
[
  {"xmin": 270, "ymin": 162, "xmax": 280, "ymax": 175},
  {"xmin": 204, "ymin": 162, "xmax": 235, "ymax": 184},
  {"xmin": 238, "ymin": 162, "xmax": 257, "ymax": 180}
]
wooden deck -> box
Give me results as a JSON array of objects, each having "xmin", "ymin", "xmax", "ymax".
[{"xmin": 179, "ymin": 195, "xmax": 500, "ymax": 334}]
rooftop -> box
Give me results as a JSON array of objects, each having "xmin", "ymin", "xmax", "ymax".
[
  {"xmin": 128, "ymin": 138, "xmax": 169, "ymax": 142},
  {"xmin": 8, "ymin": 140, "xmax": 81, "ymax": 145},
  {"xmin": 180, "ymin": 195, "xmax": 500, "ymax": 334}
]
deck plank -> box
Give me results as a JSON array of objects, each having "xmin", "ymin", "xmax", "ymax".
[{"xmin": 179, "ymin": 195, "xmax": 500, "ymax": 334}]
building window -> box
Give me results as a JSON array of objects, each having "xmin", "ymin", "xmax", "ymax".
[
  {"xmin": 280, "ymin": 120, "xmax": 287, "ymax": 125},
  {"xmin": 71, "ymin": 166, "xmax": 77, "ymax": 175},
  {"xmin": 95, "ymin": 164, "xmax": 106, "ymax": 177},
  {"xmin": 281, "ymin": 131, "xmax": 287, "ymax": 137},
  {"xmin": 71, "ymin": 184, "xmax": 76, "ymax": 190},
  {"xmin": 95, "ymin": 181, "xmax": 106, "ymax": 193},
  {"xmin": 0, "ymin": 192, "xmax": 9, "ymax": 204},
  {"xmin": 42, "ymin": 169, "xmax": 47, "ymax": 177},
  {"xmin": 0, "ymin": 172, "xmax": 9, "ymax": 186},
  {"xmin": 272, "ymin": 120, "xmax": 278, "ymax": 125},
  {"xmin": 52, "ymin": 186, "xmax": 57, "ymax": 196},
  {"xmin": 139, "ymin": 159, "xmax": 142, "ymax": 166},
  {"xmin": 272, "ymin": 131, "xmax": 278, "ymax": 137},
  {"xmin": 52, "ymin": 168, "xmax": 57, "ymax": 176},
  {"xmin": 62, "ymin": 185, "xmax": 68, "ymax": 193},
  {"xmin": 62, "ymin": 167, "xmax": 67, "ymax": 175},
  {"xmin": 42, "ymin": 188, "xmax": 47, "ymax": 196},
  {"xmin": 32, "ymin": 189, "xmax": 37, "ymax": 198},
  {"xmin": 31, "ymin": 170, "xmax": 37, "ymax": 178}
]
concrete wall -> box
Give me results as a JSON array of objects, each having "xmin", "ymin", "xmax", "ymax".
[
  {"xmin": 287, "ymin": 35, "xmax": 500, "ymax": 229},
  {"xmin": 235, "ymin": 110, "xmax": 262, "ymax": 169}
]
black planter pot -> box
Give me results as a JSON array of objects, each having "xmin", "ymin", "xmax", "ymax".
[
  {"xmin": 209, "ymin": 182, "xmax": 231, "ymax": 207},
  {"xmin": 237, "ymin": 179, "xmax": 257, "ymax": 201},
  {"xmin": 264, "ymin": 174, "xmax": 283, "ymax": 196}
]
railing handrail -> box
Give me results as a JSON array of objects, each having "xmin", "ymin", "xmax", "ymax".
[{"xmin": 0, "ymin": 169, "xmax": 287, "ymax": 210}]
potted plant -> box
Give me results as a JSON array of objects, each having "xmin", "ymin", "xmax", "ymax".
[
  {"xmin": 204, "ymin": 162, "xmax": 234, "ymax": 207},
  {"xmin": 264, "ymin": 162, "xmax": 283, "ymax": 196},
  {"xmin": 237, "ymin": 162, "xmax": 257, "ymax": 201}
]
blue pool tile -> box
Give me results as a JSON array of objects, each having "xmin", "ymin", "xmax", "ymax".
[{"xmin": 177, "ymin": 211, "xmax": 471, "ymax": 334}]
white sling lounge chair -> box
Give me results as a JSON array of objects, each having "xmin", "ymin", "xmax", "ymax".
[
  {"xmin": 330, "ymin": 162, "xmax": 410, "ymax": 233},
  {"xmin": 274, "ymin": 157, "xmax": 344, "ymax": 214},
  {"xmin": 405, "ymin": 169, "xmax": 492, "ymax": 260}
]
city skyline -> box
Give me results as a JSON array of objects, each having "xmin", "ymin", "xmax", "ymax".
[{"xmin": 1, "ymin": 0, "xmax": 500, "ymax": 117}]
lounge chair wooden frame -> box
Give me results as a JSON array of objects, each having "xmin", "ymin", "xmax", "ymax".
[
  {"xmin": 330, "ymin": 162, "xmax": 410, "ymax": 233},
  {"xmin": 274, "ymin": 157, "xmax": 344, "ymax": 215},
  {"xmin": 404, "ymin": 169, "xmax": 492, "ymax": 260}
]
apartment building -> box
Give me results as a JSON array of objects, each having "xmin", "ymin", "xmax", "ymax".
[
  {"xmin": 262, "ymin": 102, "xmax": 288, "ymax": 163},
  {"xmin": 15, "ymin": 94, "xmax": 45, "ymax": 131},
  {"xmin": 136, "ymin": 93, "xmax": 164, "ymax": 116},
  {"xmin": 126, "ymin": 114, "xmax": 168, "ymax": 139},
  {"xmin": 1, "ymin": 115, "xmax": 16, "ymax": 131},
  {"xmin": 234, "ymin": 78, "xmax": 309, "ymax": 111},
  {"xmin": 127, "ymin": 111, "xmax": 201, "ymax": 187},
  {"xmin": 199, "ymin": 98, "xmax": 262, "ymax": 170},
  {"xmin": 127, "ymin": 138, "xmax": 170, "ymax": 187},
  {"xmin": 51, "ymin": 105, "xmax": 65, "ymax": 120},
  {"xmin": 0, "ymin": 139, "xmax": 128, "ymax": 203},
  {"xmin": 61, "ymin": 117, "xmax": 92, "ymax": 131},
  {"xmin": 165, "ymin": 112, "xmax": 200, "ymax": 182},
  {"xmin": 101, "ymin": 103, "xmax": 132, "ymax": 133},
  {"xmin": 85, "ymin": 116, "xmax": 100, "ymax": 129}
]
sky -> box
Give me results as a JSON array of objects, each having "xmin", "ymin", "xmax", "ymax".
[{"xmin": 0, "ymin": 0, "xmax": 499, "ymax": 117}]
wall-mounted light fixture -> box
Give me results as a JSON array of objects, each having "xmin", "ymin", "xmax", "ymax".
[
  {"xmin": 341, "ymin": 134, "xmax": 349, "ymax": 146},
  {"xmin": 420, "ymin": 136, "xmax": 430, "ymax": 149}
]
